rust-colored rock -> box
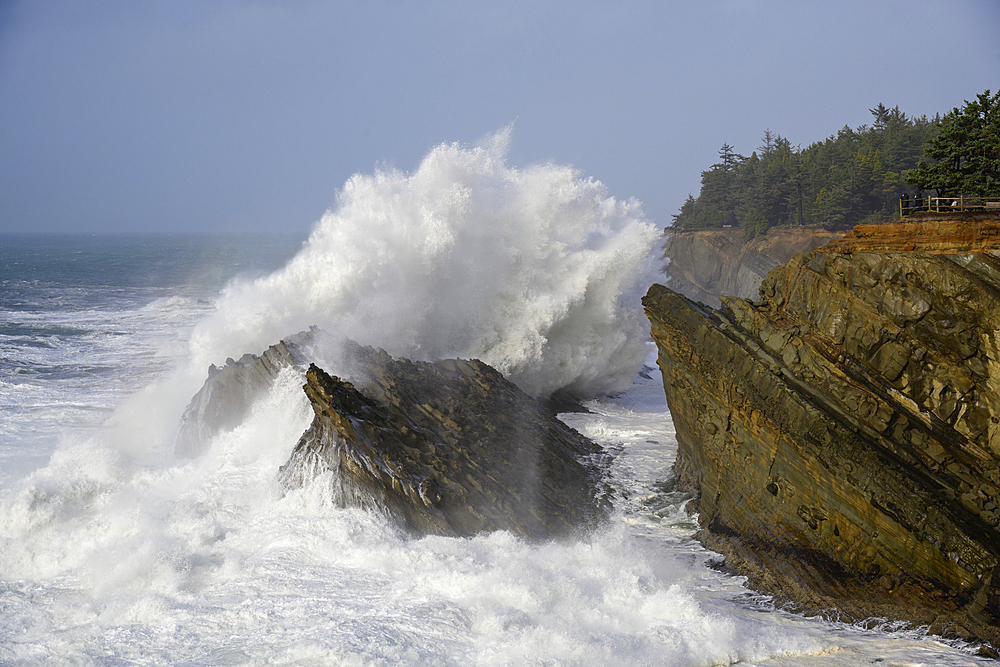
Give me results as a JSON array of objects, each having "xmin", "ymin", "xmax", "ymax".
[
  {"xmin": 643, "ymin": 218, "xmax": 1000, "ymax": 647},
  {"xmin": 819, "ymin": 216, "xmax": 1000, "ymax": 255}
]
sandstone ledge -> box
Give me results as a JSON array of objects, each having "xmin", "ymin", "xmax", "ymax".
[{"xmin": 819, "ymin": 219, "xmax": 1000, "ymax": 255}]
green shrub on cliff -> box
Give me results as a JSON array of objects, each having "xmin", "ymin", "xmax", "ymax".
[{"xmin": 673, "ymin": 104, "xmax": 937, "ymax": 231}]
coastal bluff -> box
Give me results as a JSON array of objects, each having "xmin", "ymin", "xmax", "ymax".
[
  {"xmin": 662, "ymin": 226, "xmax": 841, "ymax": 308},
  {"xmin": 644, "ymin": 219, "xmax": 1000, "ymax": 648}
]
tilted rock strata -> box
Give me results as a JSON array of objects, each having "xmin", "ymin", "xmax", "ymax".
[
  {"xmin": 280, "ymin": 344, "xmax": 609, "ymax": 539},
  {"xmin": 662, "ymin": 227, "xmax": 840, "ymax": 308},
  {"xmin": 177, "ymin": 333, "xmax": 608, "ymax": 539},
  {"xmin": 175, "ymin": 329, "xmax": 319, "ymax": 458},
  {"xmin": 643, "ymin": 220, "xmax": 1000, "ymax": 645}
]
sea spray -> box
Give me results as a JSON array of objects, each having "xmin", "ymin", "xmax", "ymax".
[
  {"xmin": 190, "ymin": 128, "xmax": 661, "ymax": 398},
  {"xmin": 2, "ymin": 236, "xmax": 994, "ymax": 663}
]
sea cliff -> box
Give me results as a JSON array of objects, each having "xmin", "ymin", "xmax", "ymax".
[
  {"xmin": 661, "ymin": 226, "xmax": 841, "ymax": 308},
  {"xmin": 644, "ymin": 219, "xmax": 1000, "ymax": 648}
]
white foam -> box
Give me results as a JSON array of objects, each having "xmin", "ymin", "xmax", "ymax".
[
  {"xmin": 0, "ymin": 355, "xmax": 990, "ymax": 665},
  {"xmin": 0, "ymin": 366, "xmax": 313, "ymax": 584},
  {"xmin": 190, "ymin": 128, "xmax": 661, "ymax": 398},
  {"xmin": 141, "ymin": 295, "xmax": 197, "ymax": 311},
  {"xmin": 2, "ymin": 145, "xmax": 991, "ymax": 667}
]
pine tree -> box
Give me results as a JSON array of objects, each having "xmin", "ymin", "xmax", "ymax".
[
  {"xmin": 758, "ymin": 129, "xmax": 777, "ymax": 157},
  {"xmin": 906, "ymin": 90, "xmax": 1000, "ymax": 197},
  {"xmin": 672, "ymin": 101, "xmax": 938, "ymax": 231}
]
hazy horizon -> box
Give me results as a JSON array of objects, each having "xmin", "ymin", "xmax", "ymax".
[{"xmin": 2, "ymin": 0, "xmax": 998, "ymax": 235}]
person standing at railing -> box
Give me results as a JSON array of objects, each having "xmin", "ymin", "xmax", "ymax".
[{"xmin": 900, "ymin": 192, "xmax": 909, "ymax": 216}]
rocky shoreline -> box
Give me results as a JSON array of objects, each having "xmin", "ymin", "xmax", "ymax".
[
  {"xmin": 177, "ymin": 334, "xmax": 610, "ymax": 540},
  {"xmin": 173, "ymin": 217, "xmax": 1000, "ymax": 650},
  {"xmin": 644, "ymin": 219, "xmax": 1000, "ymax": 651}
]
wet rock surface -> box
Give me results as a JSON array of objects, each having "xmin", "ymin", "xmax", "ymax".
[
  {"xmin": 280, "ymin": 342, "xmax": 609, "ymax": 539},
  {"xmin": 175, "ymin": 329, "xmax": 321, "ymax": 458},
  {"xmin": 643, "ymin": 219, "xmax": 1000, "ymax": 647},
  {"xmin": 178, "ymin": 333, "xmax": 609, "ymax": 539}
]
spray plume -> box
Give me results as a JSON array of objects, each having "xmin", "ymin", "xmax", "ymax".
[{"xmin": 190, "ymin": 128, "xmax": 660, "ymax": 397}]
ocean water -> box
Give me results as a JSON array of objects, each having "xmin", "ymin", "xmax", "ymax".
[{"xmin": 1, "ymin": 138, "xmax": 991, "ymax": 665}]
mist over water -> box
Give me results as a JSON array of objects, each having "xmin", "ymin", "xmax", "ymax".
[{"xmin": 192, "ymin": 129, "xmax": 660, "ymax": 398}]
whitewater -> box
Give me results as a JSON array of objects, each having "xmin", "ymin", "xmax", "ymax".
[{"xmin": 0, "ymin": 135, "xmax": 990, "ymax": 665}]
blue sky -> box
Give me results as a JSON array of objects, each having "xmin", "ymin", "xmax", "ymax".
[{"xmin": 2, "ymin": 0, "xmax": 998, "ymax": 234}]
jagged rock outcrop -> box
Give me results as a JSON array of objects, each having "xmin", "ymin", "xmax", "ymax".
[
  {"xmin": 279, "ymin": 343, "xmax": 609, "ymax": 539},
  {"xmin": 643, "ymin": 219, "xmax": 1000, "ymax": 648},
  {"xmin": 175, "ymin": 329, "xmax": 322, "ymax": 457},
  {"xmin": 662, "ymin": 226, "xmax": 840, "ymax": 308},
  {"xmin": 177, "ymin": 333, "xmax": 608, "ymax": 539}
]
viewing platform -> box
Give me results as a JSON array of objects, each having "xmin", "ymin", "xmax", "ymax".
[{"xmin": 900, "ymin": 195, "xmax": 1000, "ymax": 218}]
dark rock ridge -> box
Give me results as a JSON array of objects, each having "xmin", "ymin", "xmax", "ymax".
[
  {"xmin": 177, "ymin": 333, "xmax": 609, "ymax": 539},
  {"xmin": 175, "ymin": 328, "xmax": 322, "ymax": 458},
  {"xmin": 280, "ymin": 343, "xmax": 609, "ymax": 539},
  {"xmin": 662, "ymin": 226, "xmax": 841, "ymax": 308},
  {"xmin": 643, "ymin": 219, "xmax": 1000, "ymax": 647}
]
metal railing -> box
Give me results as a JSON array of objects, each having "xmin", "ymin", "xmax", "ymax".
[{"xmin": 900, "ymin": 196, "xmax": 1000, "ymax": 217}]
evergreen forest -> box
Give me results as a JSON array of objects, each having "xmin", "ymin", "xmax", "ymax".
[{"xmin": 672, "ymin": 104, "xmax": 938, "ymax": 236}]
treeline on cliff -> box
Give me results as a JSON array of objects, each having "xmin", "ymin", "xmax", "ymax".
[{"xmin": 673, "ymin": 104, "xmax": 938, "ymax": 235}]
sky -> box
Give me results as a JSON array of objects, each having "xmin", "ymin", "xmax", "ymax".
[{"xmin": 1, "ymin": 0, "xmax": 998, "ymax": 235}]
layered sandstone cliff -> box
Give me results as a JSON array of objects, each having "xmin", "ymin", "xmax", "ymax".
[
  {"xmin": 644, "ymin": 219, "xmax": 1000, "ymax": 647},
  {"xmin": 662, "ymin": 226, "xmax": 841, "ymax": 308}
]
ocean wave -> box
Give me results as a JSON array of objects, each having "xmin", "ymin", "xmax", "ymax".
[
  {"xmin": 190, "ymin": 129, "xmax": 661, "ymax": 398},
  {"xmin": 141, "ymin": 295, "xmax": 218, "ymax": 312}
]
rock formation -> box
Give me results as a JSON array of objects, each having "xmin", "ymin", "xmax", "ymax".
[
  {"xmin": 280, "ymin": 342, "xmax": 609, "ymax": 539},
  {"xmin": 643, "ymin": 218, "xmax": 1000, "ymax": 647},
  {"xmin": 177, "ymin": 333, "xmax": 609, "ymax": 539},
  {"xmin": 175, "ymin": 328, "xmax": 323, "ymax": 458},
  {"xmin": 662, "ymin": 226, "xmax": 841, "ymax": 308}
]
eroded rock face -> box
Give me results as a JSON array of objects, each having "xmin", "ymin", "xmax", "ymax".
[
  {"xmin": 175, "ymin": 329, "xmax": 319, "ymax": 458},
  {"xmin": 279, "ymin": 343, "xmax": 609, "ymax": 539},
  {"xmin": 643, "ymin": 219, "xmax": 1000, "ymax": 646},
  {"xmin": 177, "ymin": 333, "xmax": 609, "ymax": 539},
  {"xmin": 662, "ymin": 227, "xmax": 841, "ymax": 308}
]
